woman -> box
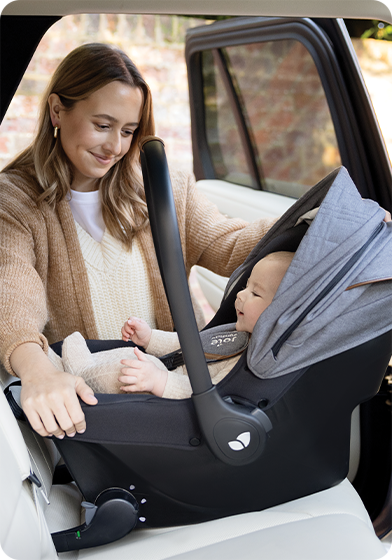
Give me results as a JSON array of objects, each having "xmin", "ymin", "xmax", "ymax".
[{"xmin": 0, "ymin": 43, "xmax": 276, "ymax": 440}]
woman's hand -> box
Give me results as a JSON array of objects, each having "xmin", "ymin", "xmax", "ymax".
[
  {"xmin": 11, "ymin": 342, "xmax": 97, "ymax": 438},
  {"xmin": 119, "ymin": 347, "xmax": 168, "ymax": 397},
  {"xmin": 121, "ymin": 317, "xmax": 152, "ymax": 348}
]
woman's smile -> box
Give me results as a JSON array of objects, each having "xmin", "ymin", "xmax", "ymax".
[
  {"xmin": 90, "ymin": 152, "xmax": 115, "ymax": 166},
  {"xmin": 51, "ymin": 81, "xmax": 143, "ymax": 192}
]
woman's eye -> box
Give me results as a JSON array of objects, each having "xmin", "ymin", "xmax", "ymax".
[
  {"xmin": 95, "ymin": 123, "xmax": 109, "ymax": 130},
  {"xmin": 122, "ymin": 129, "xmax": 134, "ymax": 137}
]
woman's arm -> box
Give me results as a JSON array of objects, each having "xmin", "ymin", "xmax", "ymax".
[
  {"xmin": 0, "ymin": 175, "xmax": 98, "ymax": 435},
  {"xmin": 11, "ymin": 342, "xmax": 97, "ymax": 438},
  {"xmin": 172, "ymin": 171, "xmax": 277, "ymax": 278}
]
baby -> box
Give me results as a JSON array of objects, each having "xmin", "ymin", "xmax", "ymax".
[{"xmin": 51, "ymin": 251, "xmax": 293, "ymax": 399}]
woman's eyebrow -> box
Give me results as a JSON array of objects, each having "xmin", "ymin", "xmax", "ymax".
[{"xmin": 92, "ymin": 113, "xmax": 139, "ymax": 126}]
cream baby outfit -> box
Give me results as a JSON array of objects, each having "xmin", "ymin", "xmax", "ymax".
[{"xmin": 48, "ymin": 330, "xmax": 240, "ymax": 400}]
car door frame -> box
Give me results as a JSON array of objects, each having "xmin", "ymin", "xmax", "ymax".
[
  {"xmin": 186, "ymin": 16, "xmax": 392, "ymax": 536},
  {"xmin": 185, "ymin": 16, "xmax": 392, "ymax": 209}
]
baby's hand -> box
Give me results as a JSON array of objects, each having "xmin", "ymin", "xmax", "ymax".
[
  {"xmin": 121, "ymin": 317, "xmax": 152, "ymax": 348},
  {"xmin": 119, "ymin": 348, "xmax": 168, "ymax": 397}
]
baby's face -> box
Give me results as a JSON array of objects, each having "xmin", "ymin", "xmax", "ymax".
[{"xmin": 235, "ymin": 256, "xmax": 290, "ymax": 333}]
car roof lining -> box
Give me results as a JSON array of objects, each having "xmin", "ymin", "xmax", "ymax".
[{"xmin": 2, "ymin": 0, "xmax": 392, "ymax": 21}]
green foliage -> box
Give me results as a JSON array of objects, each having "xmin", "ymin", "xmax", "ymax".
[{"xmin": 361, "ymin": 21, "xmax": 392, "ymax": 41}]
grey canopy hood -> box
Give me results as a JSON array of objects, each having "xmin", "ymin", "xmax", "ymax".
[{"xmin": 227, "ymin": 166, "xmax": 392, "ymax": 379}]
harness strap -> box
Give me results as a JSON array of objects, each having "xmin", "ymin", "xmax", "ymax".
[{"xmin": 159, "ymin": 325, "xmax": 249, "ymax": 371}]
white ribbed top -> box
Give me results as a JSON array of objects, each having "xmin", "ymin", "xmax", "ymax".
[
  {"xmin": 68, "ymin": 189, "xmax": 105, "ymax": 243},
  {"xmin": 75, "ymin": 222, "xmax": 157, "ymax": 339}
]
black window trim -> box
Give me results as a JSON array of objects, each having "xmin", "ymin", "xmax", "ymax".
[
  {"xmin": 0, "ymin": 15, "xmax": 62, "ymax": 122},
  {"xmin": 208, "ymin": 48, "xmax": 264, "ymax": 190}
]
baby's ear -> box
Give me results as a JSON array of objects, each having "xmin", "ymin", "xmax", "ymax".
[{"xmin": 62, "ymin": 331, "xmax": 93, "ymax": 375}]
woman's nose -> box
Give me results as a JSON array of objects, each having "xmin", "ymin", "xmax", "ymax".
[{"xmin": 104, "ymin": 131, "xmax": 122, "ymax": 155}]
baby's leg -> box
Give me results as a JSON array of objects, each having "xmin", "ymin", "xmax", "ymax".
[{"xmin": 62, "ymin": 332, "xmax": 139, "ymax": 393}]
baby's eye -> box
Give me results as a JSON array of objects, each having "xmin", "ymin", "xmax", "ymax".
[{"xmin": 252, "ymin": 291, "xmax": 261, "ymax": 297}]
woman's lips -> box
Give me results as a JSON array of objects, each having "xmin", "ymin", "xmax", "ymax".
[{"xmin": 91, "ymin": 152, "xmax": 113, "ymax": 165}]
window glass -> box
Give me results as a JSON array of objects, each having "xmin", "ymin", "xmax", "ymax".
[
  {"xmin": 203, "ymin": 40, "xmax": 342, "ymax": 198},
  {"xmin": 347, "ymin": 21, "xmax": 392, "ymax": 164},
  {"xmin": 203, "ymin": 50, "xmax": 253, "ymax": 187}
]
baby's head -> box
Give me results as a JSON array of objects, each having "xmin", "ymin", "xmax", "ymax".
[{"xmin": 235, "ymin": 251, "xmax": 294, "ymax": 333}]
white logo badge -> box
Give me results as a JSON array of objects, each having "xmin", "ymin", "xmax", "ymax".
[{"xmin": 228, "ymin": 431, "xmax": 251, "ymax": 451}]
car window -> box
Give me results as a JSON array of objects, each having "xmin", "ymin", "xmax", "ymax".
[
  {"xmin": 347, "ymin": 22, "xmax": 392, "ymax": 164},
  {"xmin": 202, "ymin": 39, "xmax": 341, "ymax": 198}
]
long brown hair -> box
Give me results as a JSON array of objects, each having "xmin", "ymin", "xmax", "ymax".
[{"xmin": 4, "ymin": 43, "xmax": 155, "ymax": 246}]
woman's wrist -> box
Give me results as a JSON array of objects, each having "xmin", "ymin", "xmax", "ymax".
[{"xmin": 10, "ymin": 342, "xmax": 59, "ymax": 381}]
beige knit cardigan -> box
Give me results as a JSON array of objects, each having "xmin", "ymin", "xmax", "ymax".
[{"xmin": 0, "ymin": 167, "xmax": 275, "ymax": 374}]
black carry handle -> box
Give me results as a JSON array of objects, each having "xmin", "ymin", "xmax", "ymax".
[
  {"xmin": 140, "ymin": 137, "xmax": 272, "ymax": 466},
  {"xmin": 140, "ymin": 136, "xmax": 212, "ymax": 396}
]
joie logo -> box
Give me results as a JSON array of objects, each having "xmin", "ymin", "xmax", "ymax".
[{"xmin": 228, "ymin": 431, "xmax": 251, "ymax": 451}]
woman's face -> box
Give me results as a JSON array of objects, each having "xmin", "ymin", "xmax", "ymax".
[{"xmin": 49, "ymin": 81, "xmax": 143, "ymax": 191}]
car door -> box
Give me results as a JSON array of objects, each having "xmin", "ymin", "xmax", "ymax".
[
  {"xmin": 185, "ymin": 16, "xmax": 392, "ymax": 311},
  {"xmin": 185, "ymin": 15, "xmax": 392, "ymax": 538}
]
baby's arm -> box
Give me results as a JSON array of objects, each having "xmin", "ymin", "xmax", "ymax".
[
  {"xmin": 119, "ymin": 347, "xmax": 168, "ymax": 397},
  {"xmin": 121, "ymin": 317, "xmax": 152, "ymax": 348}
]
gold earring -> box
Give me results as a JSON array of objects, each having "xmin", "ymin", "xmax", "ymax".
[{"xmin": 54, "ymin": 126, "xmax": 59, "ymax": 138}]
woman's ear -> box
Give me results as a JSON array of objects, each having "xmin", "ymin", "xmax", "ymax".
[{"xmin": 48, "ymin": 93, "xmax": 63, "ymax": 128}]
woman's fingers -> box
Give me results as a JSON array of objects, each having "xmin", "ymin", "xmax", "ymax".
[
  {"xmin": 21, "ymin": 371, "xmax": 97, "ymax": 438},
  {"xmin": 13, "ymin": 343, "xmax": 97, "ymax": 437},
  {"xmin": 24, "ymin": 407, "xmax": 54, "ymax": 438},
  {"xmin": 23, "ymin": 396, "xmax": 74, "ymax": 439},
  {"xmin": 75, "ymin": 376, "xmax": 98, "ymax": 407}
]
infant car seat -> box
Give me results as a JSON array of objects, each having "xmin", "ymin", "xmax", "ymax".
[{"xmin": 10, "ymin": 139, "xmax": 392, "ymax": 553}]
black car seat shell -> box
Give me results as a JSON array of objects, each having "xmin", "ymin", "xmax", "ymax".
[{"xmin": 48, "ymin": 143, "xmax": 392, "ymax": 552}]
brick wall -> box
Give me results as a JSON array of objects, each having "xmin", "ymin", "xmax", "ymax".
[
  {"xmin": 204, "ymin": 39, "xmax": 342, "ymax": 192},
  {"xmin": 0, "ymin": 14, "xmax": 209, "ymax": 172}
]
